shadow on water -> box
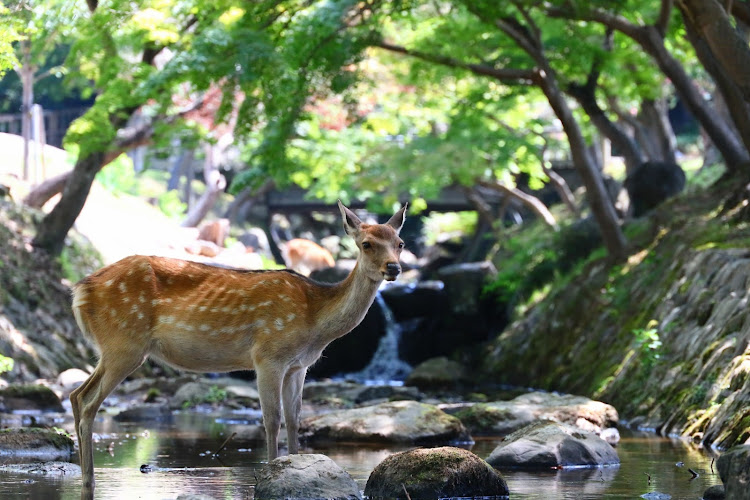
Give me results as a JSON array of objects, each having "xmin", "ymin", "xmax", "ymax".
[{"xmin": 0, "ymin": 411, "xmax": 723, "ymax": 500}]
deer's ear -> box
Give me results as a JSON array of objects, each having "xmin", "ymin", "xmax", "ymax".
[
  {"xmin": 386, "ymin": 203, "xmax": 407, "ymax": 234},
  {"xmin": 338, "ymin": 200, "xmax": 362, "ymax": 236}
]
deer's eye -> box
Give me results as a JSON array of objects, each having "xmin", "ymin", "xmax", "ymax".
[
  {"xmin": 362, "ymin": 242, "xmax": 372, "ymax": 249},
  {"xmin": 398, "ymin": 242, "xmax": 404, "ymax": 249}
]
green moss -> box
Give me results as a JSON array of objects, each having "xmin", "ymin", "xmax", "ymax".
[{"xmin": 0, "ymin": 427, "xmax": 74, "ymax": 450}]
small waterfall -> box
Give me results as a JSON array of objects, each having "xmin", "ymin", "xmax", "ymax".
[{"xmin": 349, "ymin": 292, "xmax": 412, "ymax": 384}]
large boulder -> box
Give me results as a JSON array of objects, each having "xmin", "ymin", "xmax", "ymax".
[
  {"xmin": 0, "ymin": 428, "xmax": 74, "ymax": 460},
  {"xmin": 486, "ymin": 421, "xmax": 620, "ymax": 469},
  {"xmin": 254, "ymin": 454, "xmax": 361, "ymax": 500},
  {"xmin": 717, "ymin": 445, "xmax": 750, "ymax": 500},
  {"xmin": 0, "ymin": 384, "xmax": 64, "ymax": 413},
  {"xmin": 405, "ymin": 357, "xmax": 468, "ymax": 390},
  {"xmin": 624, "ymin": 161, "xmax": 686, "ymax": 217},
  {"xmin": 364, "ymin": 446, "xmax": 509, "ymax": 499},
  {"xmin": 453, "ymin": 392, "xmax": 619, "ymax": 436},
  {"xmin": 300, "ymin": 400, "xmax": 472, "ymax": 445}
]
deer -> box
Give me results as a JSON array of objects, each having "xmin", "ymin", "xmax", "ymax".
[
  {"xmin": 281, "ymin": 238, "xmax": 336, "ymax": 276},
  {"xmin": 69, "ymin": 201, "xmax": 407, "ymax": 492}
]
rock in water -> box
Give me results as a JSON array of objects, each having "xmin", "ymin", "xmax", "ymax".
[
  {"xmin": 486, "ymin": 421, "xmax": 620, "ymax": 469},
  {"xmin": 0, "ymin": 428, "xmax": 74, "ymax": 460},
  {"xmin": 717, "ymin": 445, "xmax": 750, "ymax": 500},
  {"xmin": 254, "ymin": 454, "xmax": 361, "ymax": 500},
  {"xmin": 365, "ymin": 446, "xmax": 509, "ymax": 499},
  {"xmin": 300, "ymin": 400, "xmax": 471, "ymax": 445}
]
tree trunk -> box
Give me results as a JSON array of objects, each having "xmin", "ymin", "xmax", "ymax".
[
  {"xmin": 19, "ymin": 41, "xmax": 34, "ymax": 182},
  {"xmin": 568, "ymin": 82, "xmax": 646, "ymax": 174},
  {"xmin": 681, "ymin": 4, "xmax": 750, "ymax": 156},
  {"xmin": 680, "ymin": 0, "xmax": 750, "ymax": 104},
  {"xmin": 637, "ymin": 98, "xmax": 677, "ymax": 164},
  {"xmin": 181, "ymin": 144, "xmax": 226, "ymax": 228},
  {"xmin": 624, "ymin": 25, "xmax": 747, "ymax": 167},
  {"xmin": 32, "ymin": 152, "xmax": 105, "ymax": 255},
  {"xmin": 538, "ymin": 73, "xmax": 628, "ymax": 260},
  {"xmin": 543, "ymin": 165, "xmax": 580, "ymax": 218},
  {"xmin": 546, "ymin": 6, "xmax": 749, "ymax": 168},
  {"xmin": 23, "ymin": 170, "xmax": 72, "ymax": 209}
]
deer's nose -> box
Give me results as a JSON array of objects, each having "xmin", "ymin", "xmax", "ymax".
[{"xmin": 385, "ymin": 262, "xmax": 401, "ymax": 277}]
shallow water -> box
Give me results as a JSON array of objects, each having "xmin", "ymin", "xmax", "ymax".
[{"xmin": 0, "ymin": 409, "xmax": 722, "ymax": 499}]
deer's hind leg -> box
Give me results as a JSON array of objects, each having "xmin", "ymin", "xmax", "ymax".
[
  {"xmin": 255, "ymin": 363, "xmax": 285, "ymax": 461},
  {"xmin": 70, "ymin": 348, "xmax": 147, "ymax": 488},
  {"xmin": 282, "ymin": 367, "xmax": 307, "ymax": 455}
]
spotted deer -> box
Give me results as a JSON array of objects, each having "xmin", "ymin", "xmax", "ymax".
[
  {"xmin": 69, "ymin": 201, "xmax": 406, "ymax": 491},
  {"xmin": 281, "ymin": 238, "xmax": 336, "ymax": 276}
]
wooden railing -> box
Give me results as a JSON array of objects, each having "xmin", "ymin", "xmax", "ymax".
[{"xmin": 0, "ymin": 106, "xmax": 89, "ymax": 148}]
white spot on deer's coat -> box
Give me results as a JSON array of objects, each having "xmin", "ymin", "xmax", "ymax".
[
  {"xmin": 274, "ymin": 318, "xmax": 284, "ymax": 331},
  {"xmin": 139, "ymin": 293, "xmax": 146, "ymax": 303},
  {"xmin": 105, "ymin": 279, "xmax": 114, "ymax": 287},
  {"xmin": 200, "ymin": 324, "xmax": 211, "ymax": 332},
  {"xmin": 119, "ymin": 282, "xmax": 127, "ymax": 293},
  {"xmin": 287, "ymin": 313, "xmax": 296, "ymax": 322}
]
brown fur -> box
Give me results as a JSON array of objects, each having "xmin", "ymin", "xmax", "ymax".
[{"xmin": 69, "ymin": 201, "xmax": 407, "ymax": 494}]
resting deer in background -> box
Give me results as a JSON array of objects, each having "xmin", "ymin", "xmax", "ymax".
[
  {"xmin": 281, "ymin": 238, "xmax": 336, "ymax": 276},
  {"xmin": 69, "ymin": 201, "xmax": 407, "ymax": 492}
]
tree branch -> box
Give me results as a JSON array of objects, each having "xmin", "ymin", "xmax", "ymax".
[
  {"xmin": 375, "ymin": 41, "xmax": 537, "ymax": 84},
  {"xmin": 478, "ymin": 180, "xmax": 558, "ymax": 229},
  {"xmin": 657, "ymin": 0, "xmax": 674, "ymax": 36}
]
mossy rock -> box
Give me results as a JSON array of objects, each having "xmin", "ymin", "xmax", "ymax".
[
  {"xmin": 365, "ymin": 446, "xmax": 509, "ymax": 499},
  {"xmin": 0, "ymin": 428, "xmax": 74, "ymax": 459},
  {"xmin": 0, "ymin": 384, "xmax": 64, "ymax": 412},
  {"xmin": 405, "ymin": 357, "xmax": 468, "ymax": 390},
  {"xmin": 300, "ymin": 400, "xmax": 471, "ymax": 445}
]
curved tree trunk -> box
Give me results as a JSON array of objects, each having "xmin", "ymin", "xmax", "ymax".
[
  {"xmin": 32, "ymin": 151, "xmax": 106, "ymax": 255},
  {"xmin": 538, "ymin": 73, "xmax": 627, "ymax": 260},
  {"xmin": 681, "ymin": 5, "xmax": 750, "ymax": 156},
  {"xmin": 680, "ymin": 0, "xmax": 750, "ymax": 104},
  {"xmin": 23, "ymin": 170, "xmax": 72, "ymax": 209},
  {"xmin": 546, "ymin": 6, "xmax": 749, "ymax": 169},
  {"xmin": 181, "ymin": 144, "xmax": 226, "ymax": 228}
]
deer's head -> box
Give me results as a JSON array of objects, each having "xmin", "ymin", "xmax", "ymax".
[{"xmin": 338, "ymin": 201, "xmax": 407, "ymax": 282}]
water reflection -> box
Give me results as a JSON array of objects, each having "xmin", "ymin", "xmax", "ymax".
[{"xmin": 0, "ymin": 412, "xmax": 723, "ymax": 500}]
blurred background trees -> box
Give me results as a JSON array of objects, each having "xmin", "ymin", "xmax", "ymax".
[{"xmin": 2, "ymin": 0, "xmax": 749, "ymax": 261}]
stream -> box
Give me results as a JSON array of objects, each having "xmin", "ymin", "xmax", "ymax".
[{"xmin": 0, "ymin": 409, "xmax": 723, "ymax": 499}]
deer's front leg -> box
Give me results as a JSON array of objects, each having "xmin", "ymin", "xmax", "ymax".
[
  {"xmin": 256, "ymin": 365, "xmax": 284, "ymax": 461},
  {"xmin": 282, "ymin": 367, "xmax": 307, "ymax": 455}
]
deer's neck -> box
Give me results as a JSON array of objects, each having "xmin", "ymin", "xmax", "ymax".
[{"xmin": 315, "ymin": 262, "xmax": 381, "ymax": 344}]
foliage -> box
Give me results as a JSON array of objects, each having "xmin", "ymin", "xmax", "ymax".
[
  {"xmin": 633, "ymin": 320, "xmax": 662, "ymax": 371},
  {"xmin": 182, "ymin": 385, "xmax": 227, "ymax": 408},
  {"xmin": 0, "ymin": 354, "xmax": 14, "ymax": 375},
  {"xmin": 484, "ymin": 220, "xmax": 561, "ymax": 307},
  {"xmin": 422, "ymin": 212, "xmax": 477, "ymax": 247}
]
